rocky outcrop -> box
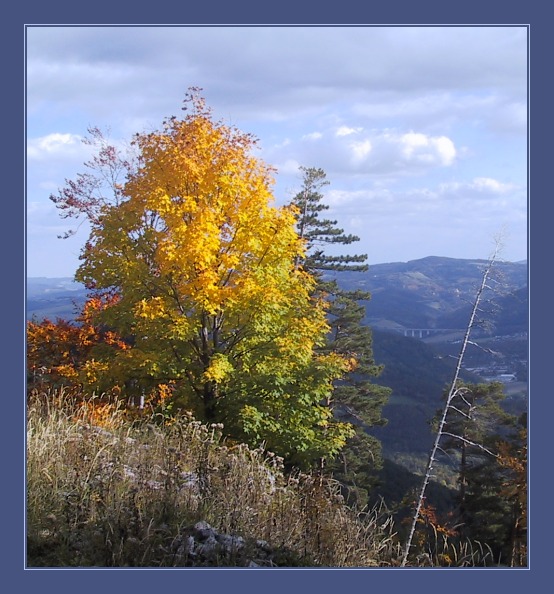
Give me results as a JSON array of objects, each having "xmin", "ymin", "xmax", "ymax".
[{"xmin": 169, "ymin": 521, "xmax": 303, "ymax": 567}]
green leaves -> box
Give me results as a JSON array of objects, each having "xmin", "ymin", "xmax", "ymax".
[{"xmin": 289, "ymin": 165, "xmax": 390, "ymax": 476}]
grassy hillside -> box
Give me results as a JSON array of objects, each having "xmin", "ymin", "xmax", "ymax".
[
  {"xmin": 25, "ymin": 261, "xmax": 527, "ymax": 568},
  {"xmin": 26, "ymin": 389, "xmax": 401, "ymax": 568},
  {"xmin": 27, "ymin": 389, "xmax": 503, "ymax": 568}
]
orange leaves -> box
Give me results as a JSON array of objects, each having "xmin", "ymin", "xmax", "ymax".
[
  {"xmin": 27, "ymin": 318, "xmax": 86, "ymax": 385},
  {"xmin": 79, "ymin": 292, "xmax": 120, "ymax": 318},
  {"xmin": 416, "ymin": 502, "xmax": 459, "ymax": 538},
  {"xmin": 27, "ymin": 295, "xmax": 129, "ymax": 392}
]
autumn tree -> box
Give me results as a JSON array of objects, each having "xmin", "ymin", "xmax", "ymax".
[
  {"xmin": 496, "ymin": 414, "xmax": 527, "ymax": 566},
  {"xmin": 27, "ymin": 317, "xmax": 84, "ymax": 389},
  {"xmin": 27, "ymin": 294, "xmax": 129, "ymax": 394},
  {"xmin": 48, "ymin": 90, "xmax": 355, "ymax": 465},
  {"xmin": 289, "ymin": 166, "xmax": 390, "ymax": 503}
]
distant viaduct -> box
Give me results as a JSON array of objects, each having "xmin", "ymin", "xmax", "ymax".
[{"xmin": 396, "ymin": 328, "xmax": 464, "ymax": 339}]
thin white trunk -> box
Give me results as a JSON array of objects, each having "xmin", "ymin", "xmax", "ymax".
[{"xmin": 400, "ymin": 244, "xmax": 500, "ymax": 567}]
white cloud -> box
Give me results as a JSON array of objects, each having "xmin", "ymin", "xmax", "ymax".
[
  {"xmin": 276, "ymin": 158, "xmax": 302, "ymax": 176},
  {"xmin": 336, "ymin": 126, "xmax": 362, "ymax": 137},
  {"xmin": 302, "ymin": 132, "xmax": 323, "ymax": 141},
  {"xmin": 432, "ymin": 136, "xmax": 457, "ymax": 166},
  {"xmin": 308, "ymin": 174, "xmax": 522, "ymax": 228},
  {"xmin": 439, "ymin": 177, "xmax": 520, "ymax": 196},
  {"xmin": 486, "ymin": 100, "xmax": 527, "ymax": 136},
  {"xmin": 324, "ymin": 188, "xmax": 385, "ymax": 207},
  {"xmin": 400, "ymin": 132, "xmax": 456, "ymax": 166},
  {"xmin": 269, "ymin": 127, "xmax": 458, "ymax": 178},
  {"xmin": 472, "ymin": 177, "xmax": 517, "ymax": 193},
  {"xmin": 352, "ymin": 92, "xmax": 527, "ymax": 139},
  {"xmin": 350, "ymin": 139, "xmax": 373, "ymax": 163},
  {"xmin": 26, "ymin": 201, "xmax": 48, "ymax": 215},
  {"xmin": 25, "ymin": 25, "xmax": 528, "ymax": 274},
  {"xmin": 27, "ymin": 133, "xmax": 83, "ymax": 160},
  {"xmin": 27, "ymin": 27, "xmax": 527, "ymax": 133}
]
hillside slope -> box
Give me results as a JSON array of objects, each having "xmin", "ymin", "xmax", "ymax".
[{"xmin": 331, "ymin": 256, "xmax": 527, "ymax": 333}]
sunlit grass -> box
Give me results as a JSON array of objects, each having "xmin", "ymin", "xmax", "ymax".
[{"xmin": 26, "ymin": 388, "xmax": 400, "ymax": 567}]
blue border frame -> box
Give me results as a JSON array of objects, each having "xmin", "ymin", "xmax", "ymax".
[{"xmin": 10, "ymin": 3, "xmax": 547, "ymax": 592}]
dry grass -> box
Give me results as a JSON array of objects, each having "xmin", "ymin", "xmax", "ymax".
[{"xmin": 26, "ymin": 389, "xmax": 401, "ymax": 567}]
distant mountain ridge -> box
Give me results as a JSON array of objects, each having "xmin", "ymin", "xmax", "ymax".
[
  {"xmin": 325, "ymin": 255, "xmax": 528, "ymax": 464},
  {"xmin": 329, "ymin": 255, "xmax": 527, "ymax": 335},
  {"xmin": 26, "ymin": 277, "xmax": 88, "ymax": 321},
  {"xmin": 27, "ymin": 256, "xmax": 528, "ymax": 327}
]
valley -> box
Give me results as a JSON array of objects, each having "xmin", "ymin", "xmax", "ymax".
[{"xmin": 26, "ymin": 255, "xmax": 529, "ymax": 505}]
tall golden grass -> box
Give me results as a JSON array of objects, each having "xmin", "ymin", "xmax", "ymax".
[{"xmin": 26, "ymin": 389, "xmax": 401, "ymax": 567}]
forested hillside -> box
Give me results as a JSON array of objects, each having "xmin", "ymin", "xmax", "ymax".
[{"xmin": 330, "ymin": 256, "xmax": 527, "ymax": 333}]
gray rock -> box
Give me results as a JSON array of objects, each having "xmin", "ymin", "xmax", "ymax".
[
  {"xmin": 216, "ymin": 533, "xmax": 245, "ymax": 553},
  {"xmin": 193, "ymin": 520, "xmax": 216, "ymax": 541}
]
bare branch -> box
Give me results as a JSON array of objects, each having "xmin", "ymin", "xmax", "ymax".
[
  {"xmin": 446, "ymin": 404, "xmax": 472, "ymax": 419},
  {"xmin": 441, "ymin": 432, "xmax": 498, "ymax": 457},
  {"xmin": 465, "ymin": 341, "xmax": 502, "ymax": 356}
]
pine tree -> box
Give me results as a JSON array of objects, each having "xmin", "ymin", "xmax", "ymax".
[
  {"xmin": 290, "ymin": 166, "xmax": 390, "ymax": 504},
  {"xmin": 435, "ymin": 382, "xmax": 513, "ymax": 547},
  {"xmin": 292, "ymin": 166, "xmax": 367, "ymax": 273}
]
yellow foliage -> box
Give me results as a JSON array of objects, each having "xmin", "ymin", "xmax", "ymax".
[
  {"xmin": 202, "ymin": 354, "xmax": 234, "ymax": 383},
  {"xmin": 135, "ymin": 297, "xmax": 167, "ymax": 320},
  {"xmin": 54, "ymin": 364, "xmax": 79, "ymax": 381},
  {"xmin": 81, "ymin": 359, "xmax": 110, "ymax": 385}
]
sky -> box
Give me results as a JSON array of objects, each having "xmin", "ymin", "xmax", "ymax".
[{"xmin": 25, "ymin": 25, "xmax": 528, "ymax": 278}]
